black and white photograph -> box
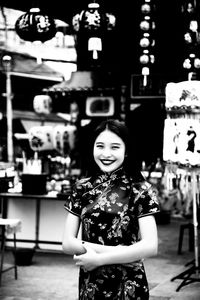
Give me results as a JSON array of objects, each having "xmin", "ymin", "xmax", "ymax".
[{"xmin": 0, "ymin": 1, "xmax": 200, "ymax": 300}]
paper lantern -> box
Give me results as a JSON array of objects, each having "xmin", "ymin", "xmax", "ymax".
[
  {"xmin": 72, "ymin": 2, "xmax": 116, "ymax": 60},
  {"xmin": 29, "ymin": 126, "xmax": 54, "ymax": 151},
  {"xmin": 72, "ymin": 3, "xmax": 116, "ymax": 33},
  {"xmin": 53, "ymin": 125, "xmax": 77, "ymax": 155},
  {"xmin": 33, "ymin": 95, "xmax": 52, "ymax": 115},
  {"xmin": 15, "ymin": 8, "xmax": 56, "ymax": 42},
  {"xmin": 139, "ymin": 0, "xmax": 156, "ymax": 86}
]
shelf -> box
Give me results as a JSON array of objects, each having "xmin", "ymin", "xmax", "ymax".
[{"xmin": 131, "ymin": 95, "xmax": 165, "ymax": 100}]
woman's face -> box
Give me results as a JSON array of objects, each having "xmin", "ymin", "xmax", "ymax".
[{"xmin": 93, "ymin": 129, "xmax": 126, "ymax": 173}]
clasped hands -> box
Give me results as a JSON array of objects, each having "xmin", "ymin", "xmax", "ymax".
[{"xmin": 73, "ymin": 242, "xmax": 100, "ymax": 271}]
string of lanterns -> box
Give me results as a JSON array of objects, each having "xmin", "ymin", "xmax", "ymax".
[
  {"xmin": 182, "ymin": 0, "xmax": 200, "ymax": 80},
  {"xmin": 139, "ymin": 0, "xmax": 156, "ymax": 87},
  {"xmin": 28, "ymin": 124, "xmax": 77, "ymax": 155},
  {"xmin": 32, "ymin": 94, "xmax": 77, "ymax": 155}
]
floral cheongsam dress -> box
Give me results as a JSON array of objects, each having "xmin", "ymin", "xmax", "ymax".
[{"xmin": 64, "ymin": 168, "xmax": 160, "ymax": 300}]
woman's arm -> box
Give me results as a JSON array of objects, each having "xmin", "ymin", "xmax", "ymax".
[
  {"xmin": 74, "ymin": 215, "xmax": 158, "ymax": 270},
  {"xmin": 62, "ymin": 211, "xmax": 86, "ymax": 255},
  {"xmin": 62, "ymin": 211, "xmax": 129, "ymax": 255},
  {"xmin": 100, "ymin": 215, "xmax": 158, "ymax": 264}
]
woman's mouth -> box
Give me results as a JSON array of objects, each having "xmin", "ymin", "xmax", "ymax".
[{"xmin": 100, "ymin": 159, "xmax": 115, "ymax": 166}]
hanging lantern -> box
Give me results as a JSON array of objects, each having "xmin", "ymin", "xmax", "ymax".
[
  {"xmin": 194, "ymin": 57, "xmax": 200, "ymax": 68},
  {"xmin": 73, "ymin": 3, "xmax": 116, "ymax": 33},
  {"xmin": 140, "ymin": 19, "xmax": 151, "ymax": 31},
  {"xmin": 72, "ymin": 2, "xmax": 116, "ymax": 60},
  {"xmin": 52, "ymin": 125, "xmax": 77, "ymax": 155},
  {"xmin": 141, "ymin": 3, "xmax": 151, "ymax": 14},
  {"xmin": 139, "ymin": 0, "xmax": 156, "ymax": 87},
  {"xmin": 139, "ymin": 53, "xmax": 150, "ymax": 64},
  {"xmin": 33, "ymin": 95, "xmax": 52, "ymax": 115},
  {"xmin": 184, "ymin": 32, "xmax": 193, "ymax": 43},
  {"xmin": 29, "ymin": 126, "xmax": 54, "ymax": 152},
  {"xmin": 15, "ymin": 7, "xmax": 56, "ymax": 42},
  {"xmin": 182, "ymin": 0, "xmax": 200, "ymax": 79},
  {"xmin": 183, "ymin": 58, "xmax": 192, "ymax": 69},
  {"xmin": 140, "ymin": 36, "xmax": 150, "ymax": 48}
]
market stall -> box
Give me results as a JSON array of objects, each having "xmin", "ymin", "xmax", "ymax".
[{"xmin": 0, "ymin": 69, "xmax": 128, "ymax": 251}]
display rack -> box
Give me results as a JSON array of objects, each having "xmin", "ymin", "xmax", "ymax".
[
  {"xmin": 170, "ymin": 166, "xmax": 200, "ymax": 291},
  {"xmin": 163, "ymin": 99, "xmax": 200, "ymax": 291}
]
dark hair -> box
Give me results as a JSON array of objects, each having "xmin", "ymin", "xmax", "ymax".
[{"xmin": 81, "ymin": 119, "xmax": 144, "ymax": 181}]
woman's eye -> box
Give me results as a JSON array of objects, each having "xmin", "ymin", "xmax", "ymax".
[
  {"xmin": 96, "ymin": 145, "xmax": 104, "ymax": 149},
  {"xmin": 111, "ymin": 146, "xmax": 120, "ymax": 150}
]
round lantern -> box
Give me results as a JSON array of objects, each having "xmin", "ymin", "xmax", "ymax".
[
  {"xmin": 33, "ymin": 95, "xmax": 52, "ymax": 115},
  {"xmin": 15, "ymin": 8, "xmax": 56, "ymax": 42},
  {"xmin": 73, "ymin": 3, "xmax": 115, "ymax": 33},
  {"xmin": 139, "ymin": 0, "xmax": 156, "ymax": 87},
  {"xmin": 29, "ymin": 126, "xmax": 54, "ymax": 152},
  {"xmin": 183, "ymin": 58, "xmax": 192, "ymax": 69},
  {"xmin": 53, "ymin": 125, "xmax": 77, "ymax": 155},
  {"xmin": 140, "ymin": 37, "xmax": 150, "ymax": 48},
  {"xmin": 194, "ymin": 58, "xmax": 200, "ymax": 68},
  {"xmin": 140, "ymin": 20, "xmax": 150, "ymax": 31},
  {"xmin": 139, "ymin": 54, "xmax": 150, "ymax": 64},
  {"xmin": 72, "ymin": 2, "xmax": 116, "ymax": 60},
  {"xmin": 141, "ymin": 3, "xmax": 151, "ymax": 14}
]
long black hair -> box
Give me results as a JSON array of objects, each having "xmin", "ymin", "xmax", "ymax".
[{"xmin": 81, "ymin": 119, "xmax": 144, "ymax": 182}]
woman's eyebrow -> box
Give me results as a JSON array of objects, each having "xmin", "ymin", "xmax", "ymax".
[
  {"xmin": 111, "ymin": 143, "xmax": 121, "ymax": 146},
  {"xmin": 95, "ymin": 141, "xmax": 104, "ymax": 145},
  {"xmin": 95, "ymin": 142, "xmax": 121, "ymax": 145}
]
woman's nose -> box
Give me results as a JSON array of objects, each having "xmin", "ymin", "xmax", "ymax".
[{"xmin": 102, "ymin": 147, "xmax": 111, "ymax": 157}]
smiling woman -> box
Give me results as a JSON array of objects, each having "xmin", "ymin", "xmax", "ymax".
[
  {"xmin": 93, "ymin": 130, "xmax": 126, "ymax": 174},
  {"xmin": 62, "ymin": 119, "xmax": 160, "ymax": 300}
]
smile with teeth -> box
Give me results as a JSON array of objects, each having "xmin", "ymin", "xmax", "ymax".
[{"xmin": 100, "ymin": 159, "xmax": 115, "ymax": 165}]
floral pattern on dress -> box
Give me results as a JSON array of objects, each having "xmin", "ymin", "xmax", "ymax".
[{"xmin": 64, "ymin": 168, "xmax": 160, "ymax": 299}]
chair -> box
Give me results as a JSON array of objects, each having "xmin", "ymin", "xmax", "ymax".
[{"xmin": 0, "ymin": 218, "xmax": 21, "ymax": 286}]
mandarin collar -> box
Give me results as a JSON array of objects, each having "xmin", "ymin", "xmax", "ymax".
[{"xmin": 97, "ymin": 166, "xmax": 124, "ymax": 181}]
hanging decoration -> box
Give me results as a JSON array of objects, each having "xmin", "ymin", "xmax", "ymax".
[
  {"xmin": 29, "ymin": 126, "xmax": 54, "ymax": 152},
  {"xmin": 139, "ymin": 0, "xmax": 156, "ymax": 87},
  {"xmin": 182, "ymin": 0, "xmax": 200, "ymax": 80},
  {"xmin": 33, "ymin": 94, "xmax": 52, "ymax": 115},
  {"xmin": 52, "ymin": 124, "xmax": 77, "ymax": 156},
  {"xmin": 72, "ymin": 1, "xmax": 116, "ymax": 60},
  {"xmin": 163, "ymin": 78, "xmax": 200, "ymax": 290},
  {"xmin": 15, "ymin": 7, "xmax": 56, "ymax": 42}
]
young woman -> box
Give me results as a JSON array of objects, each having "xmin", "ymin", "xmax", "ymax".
[{"xmin": 62, "ymin": 119, "xmax": 160, "ymax": 299}]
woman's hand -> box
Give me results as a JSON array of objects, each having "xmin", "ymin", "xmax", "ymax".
[{"xmin": 73, "ymin": 243, "xmax": 100, "ymax": 271}]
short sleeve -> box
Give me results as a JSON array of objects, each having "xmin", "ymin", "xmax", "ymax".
[
  {"xmin": 134, "ymin": 182, "xmax": 160, "ymax": 218},
  {"xmin": 64, "ymin": 183, "xmax": 83, "ymax": 217}
]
